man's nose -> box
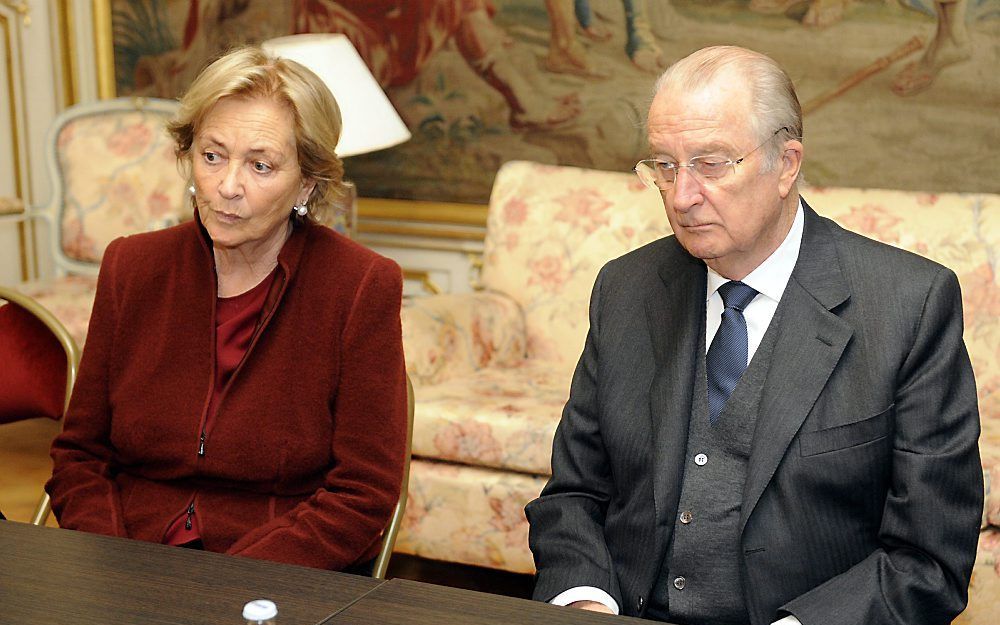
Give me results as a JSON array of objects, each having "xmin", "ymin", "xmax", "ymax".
[
  {"xmin": 218, "ymin": 162, "xmax": 243, "ymax": 199},
  {"xmin": 670, "ymin": 166, "xmax": 703, "ymax": 211}
]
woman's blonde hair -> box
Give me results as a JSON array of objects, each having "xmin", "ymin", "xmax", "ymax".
[{"xmin": 168, "ymin": 46, "xmax": 345, "ymax": 224}]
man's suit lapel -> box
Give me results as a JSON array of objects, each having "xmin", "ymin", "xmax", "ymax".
[
  {"xmin": 646, "ymin": 239, "xmax": 705, "ymax": 529},
  {"xmin": 740, "ymin": 202, "xmax": 854, "ymax": 534}
]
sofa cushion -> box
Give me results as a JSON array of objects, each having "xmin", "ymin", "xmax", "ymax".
[
  {"xmin": 403, "ymin": 291, "xmax": 526, "ymax": 386},
  {"xmin": 481, "ymin": 161, "xmax": 670, "ymax": 366},
  {"xmin": 412, "ymin": 361, "xmax": 573, "ymax": 475},
  {"xmin": 396, "ymin": 458, "xmax": 545, "ymax": 574}
]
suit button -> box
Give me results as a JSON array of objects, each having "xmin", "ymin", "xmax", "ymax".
[
  {"xmin": 673, "ymin": 576, "xmax": 686, "ymax": 590},
  {"xmin": 694, "ymin": 453, "xmax": 708, "ymax": 466},
  {"xmin": 679, "ymin": 510, "xmax": 693, "ymax": 524},
  {"xmin": 637, "ymin": 596, "xmax": 644, "ymax": 612}
]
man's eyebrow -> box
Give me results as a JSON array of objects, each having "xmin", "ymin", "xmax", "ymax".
[
  {"xmin": 648, "ymin": 142, "xmax": 736, "ymax": 161},
  {"xmin": 691, "ymin": 141, "xmax": 736, "ymax": 155}
]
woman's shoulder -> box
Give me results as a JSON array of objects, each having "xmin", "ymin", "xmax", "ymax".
[
  {"xmin": 99, "ymin": 219, "xmax": 207, "ymax": 288},
  {"xmin": 301, "ymin": 224, "xmax": 400, "ymax": 273},
  {"xmin": 106, "ymin": 219, "xmax": 203, "ymax": 263}
]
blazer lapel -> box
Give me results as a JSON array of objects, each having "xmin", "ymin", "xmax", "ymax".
[
  {"xmin": 646, "ymin": 239, "xmax": 705, "ymax": 529},
  {"xmin": 740, "ymin": 202, "xmax": 854, "ymax": 533}
]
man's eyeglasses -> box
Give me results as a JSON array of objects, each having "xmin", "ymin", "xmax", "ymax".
[{"xmin": 634, "ymin": 127, "xmax": 790, "ymax": 190}]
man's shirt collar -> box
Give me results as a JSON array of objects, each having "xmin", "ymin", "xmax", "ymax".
[{"xmin": 706, "ymin": 199, "xmax": 804, "ymax": 304}]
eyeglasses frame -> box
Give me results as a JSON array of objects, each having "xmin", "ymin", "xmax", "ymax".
[{"xmin": 634, "ymin": 126, "xmax": 793, "ymax": 189}]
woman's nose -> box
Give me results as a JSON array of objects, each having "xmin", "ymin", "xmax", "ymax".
[{"xmin": 218, "ymin": 163, "xmax": 243, "ymax": 199}]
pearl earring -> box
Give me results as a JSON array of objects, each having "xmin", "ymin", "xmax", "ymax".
[
  {"xmin": 188, "ymin": 185, "xmax": 196, "ymax": 194},
  {"xmin": 293, "ymin": 203, "xmax": 308, "ymax": 217}
]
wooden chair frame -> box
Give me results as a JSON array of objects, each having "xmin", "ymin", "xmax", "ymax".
[{"xmin": 372, "ymin": 373, "xmax": 414, "ymax": 579}]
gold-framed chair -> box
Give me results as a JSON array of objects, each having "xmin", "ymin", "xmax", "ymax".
[
  {"xmin": 371, "ymin": 373, "xmax": 414, "ymax": 579},
  {"xmin": 0, "ymin": 286, "xmax": 81, "ymax": 525}
]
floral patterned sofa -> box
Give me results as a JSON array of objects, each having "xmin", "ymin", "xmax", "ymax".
[{"xmin": 398, "ymin": 160, "xmax": 999, "ymax": 623}]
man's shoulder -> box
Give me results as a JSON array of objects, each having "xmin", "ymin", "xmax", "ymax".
[
  {"xmin": 591, "ymin": 236, "xmax": 702, "ymax": 304},
  {"xmin": 818, "ymin": 213, "xmax": 950, "ymax": 282},
  {"xmin": 602, "ymin": 235, "xmax": 685, "ymax": 277}
]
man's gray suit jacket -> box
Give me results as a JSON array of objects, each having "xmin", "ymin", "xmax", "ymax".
[{"xmin": 526, "ymin": 201, "xmax": 983, "ymax": 625}]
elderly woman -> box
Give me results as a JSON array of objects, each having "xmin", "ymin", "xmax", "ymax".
[{"xmin": 46, "ymin": 47, "xmax": 407, "ymax": 572}]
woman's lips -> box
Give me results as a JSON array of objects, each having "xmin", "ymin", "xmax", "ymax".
[{"xmin": 214, "ymin": 210, "xmax": 241, "ymax": 224}]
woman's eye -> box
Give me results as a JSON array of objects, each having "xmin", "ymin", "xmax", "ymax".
[
  {"xmin": 203, "ymin": 151, "xmax": 219, "ymax": 163},
  {"xmin": 253, "ymin": 161, "xmax": 272, "ymax": 173}
]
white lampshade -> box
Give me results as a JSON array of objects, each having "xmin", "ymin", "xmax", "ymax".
[{"xmin": 262, "ymin": 33, "xmax": 411, "ymax": 158}]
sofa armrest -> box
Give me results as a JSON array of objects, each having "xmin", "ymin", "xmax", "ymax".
[{"xmin": 402, "ymin": 291, "xmax": 526, "ymax": 385}]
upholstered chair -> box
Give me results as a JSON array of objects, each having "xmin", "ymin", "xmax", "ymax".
[{"xmin": 11, "ymin": 97, "xmax": 187, "ymax": 349}]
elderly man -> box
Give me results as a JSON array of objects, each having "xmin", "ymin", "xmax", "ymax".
[{"xmin": 525, "ymin": 46, "xmax": 982, "ymax": 625}]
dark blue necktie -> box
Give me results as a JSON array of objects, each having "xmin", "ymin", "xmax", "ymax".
[{"xmin": 707, "ymin": 281, "xmax": 758, "ymax": 425}]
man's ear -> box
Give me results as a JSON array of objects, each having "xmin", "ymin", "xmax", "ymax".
[{"xmin": 777, "ymin": 140, "xmax": 803, "ymax": 199}]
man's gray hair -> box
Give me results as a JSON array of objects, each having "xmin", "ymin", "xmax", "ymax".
[{"xmin": 653, "ymin": 46, "xmax": 802, "ymax": 172}]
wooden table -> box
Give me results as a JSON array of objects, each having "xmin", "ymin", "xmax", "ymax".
[
  {"xmin": 1, "ymin": 521, "xmax": 665, "ymax": 625},
  {"xmin": 0, "ymin": 521, "xmax": 381, "ymax": 624},
  {"xmin": 319, "ymin": 577, "xmax": 661, "ymax": 625}
]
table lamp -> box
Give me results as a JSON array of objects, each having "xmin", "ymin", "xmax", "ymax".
[{"xmin": 261, "ymin": 34, "xmax": 411, "ymax": 235}]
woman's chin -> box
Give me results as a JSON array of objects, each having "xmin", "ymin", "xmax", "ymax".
[{"xmin": 205, "ymin": 227, "xmax": 246, "ymax": 250}]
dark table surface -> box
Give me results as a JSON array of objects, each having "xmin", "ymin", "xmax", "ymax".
[
  {"xmin": 319, "ymin": 577, "xmax": 663, "ymax": 625},
  {"xmin": 0, "ymin": 520, "xmax": 381, "ymax": 624}
]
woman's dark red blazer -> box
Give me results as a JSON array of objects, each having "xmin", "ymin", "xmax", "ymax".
[{"xmin": 47, "ymin": 214, "xmax": 407, "ymax": 570}]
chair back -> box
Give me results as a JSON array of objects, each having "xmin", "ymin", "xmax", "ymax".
[
  {"xmin": 0, "ymin": 286, "xmax": 81, "ymax": 524},
  {"xmin": 35, "ymin": 97, "xmax": 187, "ymax": 276},
  {"xmin": 371, "ymin": 373, "xmax": 414, "ymax": 579}
]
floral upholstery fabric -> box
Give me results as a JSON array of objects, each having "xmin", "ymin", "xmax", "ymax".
[
  {"xmin": 987, "ymin": 458, "xmax": 999, "ymax": 530},
  {"xmin": 56, "ymin": 106, "xmax": 186, "ymax": 264},
  {"xmin": 400, "ymin": 161, "xmax": 999, "ymax": 584},
  {"xmin": 403, "ymin": 292, "xmax": 526, "ymax": 386},
  {"xmin": 17, "ymin": 276, "xmax": 97, "ymax": 348},
  {"xmin": 394, "ymin": 458, "xmax": 545, "ymax": 574},
  {"xmin": 955, "ymin": 528, "xmax": 1000, "ymax": 625},
  {"xmin": 481, "ymin": 161, "xmax": 670, "ymax": 366},
  {"xmin": 411, "ymin": 362, "xmax": 571, "ymax": 475}
]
